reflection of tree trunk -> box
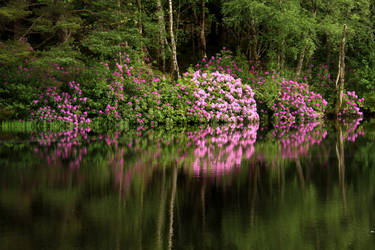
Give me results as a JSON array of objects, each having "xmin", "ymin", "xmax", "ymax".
[
  {"xmin": 335, "ymin": 121, "xmax": 347, "ymax": 215},
  {"xmin": 296, "ymin": 159, "xmax": 305, "ymax": 190},
  {"xmin": 156, "ymin": 166, "xmax": 167, "ymax": 250},
  {"xmin": 138, "ymin": 180, "xmax": 144, "ymax": 250},
  {"xmin": 250, "ymin": 165, "xmax": 258, "ymax": 225},
  {"xmin": 201, "ymin": 178, "xmax": 206, "ymax": 241},
  {"xmin": 168, "ymin": 166, "xmax": 178, "ymax": 250}
]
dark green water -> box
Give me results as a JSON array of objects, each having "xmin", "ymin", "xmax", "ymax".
[{"xmin": 1, "ymin": 119, "xmax": 375, "ymax": 250}]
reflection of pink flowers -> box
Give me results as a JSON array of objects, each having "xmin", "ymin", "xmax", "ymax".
[
  {"xmin": 271, "ymin": 121, "xmax": 327, "ymax": 159},
  {"xmin": 186, "ymin": 123, "xmax": 259, "ymax": 176},
  {"xmin": 342, "ymin": 118, "xmax": 364, "ymax": 142}
]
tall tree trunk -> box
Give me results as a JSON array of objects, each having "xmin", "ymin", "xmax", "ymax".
[
  {"xmin": 156, "ymin": 0, "xmax": 167, "ymax": 73},
  {"xmin": 14, "ymin": 20, "xmax": 23, "ymax": 40},
  {"xmin": 335, "ymin": 24, "xmax": 347, "ymax": 116},
  {"xmin": 191, "ymin": 2, "xmax": 199, "ymax": 58},
  {"xmin": 137, "ymin": 0, "xmax": 143, "ymax": 50},
  {"xmin": 200, "ymin": 0, "xmax": 207, "ymax": 58},
  {"xmin": 250, "ymin": 17, "xmax": 258, "ymax": 61},
  {"xmin": 295, "ymin": 44, "xmax": 307, "ymax": 81},
  {"xmin": 54, "ymin": 0, "xmax": 70, "ymax": 43},
  {"xmin": 168, "ymin": 0, "xmax": 180, "ymax": 78},
  {"xmin": 295, "ymin": 9, "xmax": 315, "ymax": 81},
  {"xmin": 191, "ymin": 23, "xmax": 196, "ymax": 59},
  {"xmin": 326, "ymin": 38, "xmax": 331, "ymax": 66}
]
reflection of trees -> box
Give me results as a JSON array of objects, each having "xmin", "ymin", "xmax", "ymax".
[
  {"xmin": 335, "ymin": 120, "xmax": 347, "ymax": 214},
  {"xmin": 168, "ymin": 165, "xmax": 177, "ymax": 250},
  {"xmin": 2, "ymin": 118, "xmax": 372, "ymax": 249}
]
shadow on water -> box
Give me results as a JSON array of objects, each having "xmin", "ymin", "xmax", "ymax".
[{"xmin": 0, "ymin": 118, "xmax": 374, "ymax": 250}]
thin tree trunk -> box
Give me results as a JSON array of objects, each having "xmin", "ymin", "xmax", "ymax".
[
  {"xmin": 156, "ymin": 0, "xmax": 167, "ymax": 73},
  {"xmin": 200, "ymin": 0, "xmax": 207, "ymax": 58},
  {"xmin": 137, "ymin": 0, "xmax": 143, "ymax": 49},
  {"xmin": 53, "ymin": 0, "xmax": 70, "ymax": 43},
  {"xmin": 191, "ymin": 24, "xmax": 196, "ymax": 59},
  {"xmin": 191, "ymin": 2, "xmax": 199, "ymax": 58},
  {"xmin": 335, "ymin": 24, "xmax": 347, "ymax": 116},
  {"xmin": 295, "ymin": 44, "xmax": 307, "ymax": 81},
  {"xmin": 168, "ymin": 0, "xmax": 180, "ymax": 79},
  {"xmin": 14, "ymin": 20, "xmax": 22, "ymax": 40},
  {"xmin": 250, "ymin": 18, "xmax": 258, "ymax": 61},
  {"xmin": 326, "ymin": 39, "xmax": 331, "ymax": 66}
]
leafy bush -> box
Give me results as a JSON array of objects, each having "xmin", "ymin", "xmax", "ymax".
[
  {"xmin": 338, "ymin": 91, "xmax": 364, "ymax": 117},
  {"xmin": 181, "ymin": 70, "xmax": 259, "ymax": 123}
]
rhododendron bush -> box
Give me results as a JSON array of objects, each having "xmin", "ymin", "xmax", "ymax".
[
  {"xmin": 338, "ymin": 91, "xmax": 364, "ymax": 117},
  {"xmin": 30, "ymin": 52, "xmax": 259, "ymax": 127},
  {"xmin": 200, "ymin": 48, "xmax": 364, "ymax": 123},
  {"xmin": 271, "ymin": 79, "xmax": 327, "ymax": 126},
  {"xmin": 181, "ymin": 71, "xmax": 259, "ymax": 123},
  {"xmin": 26, "ymin": 47, "xmax": 365, "ymax": 128}
]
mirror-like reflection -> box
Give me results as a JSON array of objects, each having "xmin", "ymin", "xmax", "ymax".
[{"xmin": 1, "ymin": 118, "xmax": 374, "ymax": 250}]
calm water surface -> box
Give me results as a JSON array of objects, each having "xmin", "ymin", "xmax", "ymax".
[{"xmin": 1, "ymin": 119, "xmax": 375, "ymax": 250}]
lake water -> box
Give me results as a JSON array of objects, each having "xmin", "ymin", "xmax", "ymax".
[{"xmin": 1, "ymin": 119, "xmax": 375, "ymax": 250}]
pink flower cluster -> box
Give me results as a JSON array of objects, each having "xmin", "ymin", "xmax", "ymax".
[
  {"xmin": 184, "ymin": 71, "xmax": 259, "ymax": 123},
  {"xmin": 31, "ymin": 81, "xmax": 91, "ymax": 125},
  {"xmin": 272, "ymin": 79, "xmax": 327, "ymax": 126},
  {"xmin": 338, "ymin": 91, "xmax": 364, "ymax": 117}
]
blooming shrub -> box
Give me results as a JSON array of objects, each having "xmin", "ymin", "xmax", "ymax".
[
  {"xmin": 31, "ymin": 81, "xmax": 91, "ymax": 126},
  {"xmin": 271, "ymin": 79, "xmax": 327, "ymax": 126},
  {"xmin": 181, "ymin": 71, "xmax": 259, "ymax": 123},
  {"xmin": 338, "ymin": 91, "xmax": 364, "ymax": 117},
  {"xmin": 197, "ymin": 49, "xmax": 333, "ymax": 126}
]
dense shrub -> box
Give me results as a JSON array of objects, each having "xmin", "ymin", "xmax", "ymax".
[
  {"xmin": 180, "ymin": 70, "xmax": 259, "ymax": 123},
  {"xmin": 199, "ymin": 49, "xmax": 327, "ymax": 126},
  {"xmin": 26, "ymin": 51, "xmax": 259, "ymax": 127}
]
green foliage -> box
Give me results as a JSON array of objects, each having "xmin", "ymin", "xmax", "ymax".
[{"xmin": 0, "ymin": 39, "xmax": 33, "ymax": 64}]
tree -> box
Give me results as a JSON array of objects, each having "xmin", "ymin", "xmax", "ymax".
[
  {"xmin": 334, "ymin": 24, "xmax": 347, "ymax": 116},
  {"xmin": 168, "ymin": 0, "xmax": 179, "ymax": 78},
  {"xmin": 156, "ymin": 0, "xmax": 168, "ymax": 73}
]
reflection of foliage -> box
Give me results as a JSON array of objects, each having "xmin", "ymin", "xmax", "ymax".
[
  {"xmin": 184, "ymin": 124, "xmax": 258, "ymax": 176},
  {"xmin": 257, "ymin": 121, "xmax": 327, "ymax": 164},
  {"xmin": 1, "ymin": 119, "xmax": 373, "ymax": 250},
  {"xmin": 340, "ymin": 118, "xmax": 365, "ymax": 142}
]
